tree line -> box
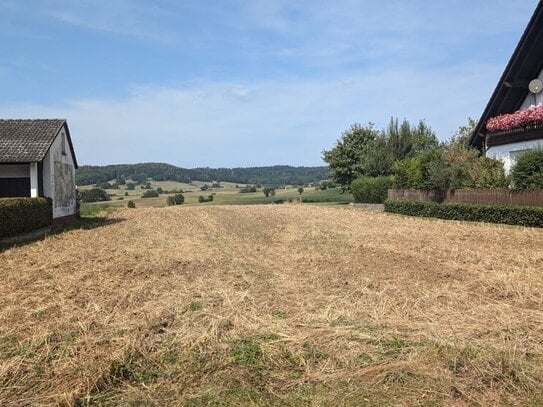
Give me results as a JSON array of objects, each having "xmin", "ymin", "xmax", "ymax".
[
  {"xmin": 76, "ymin": 163, "xmax": 328, "ymax": 187},
  {"xmin": 323, "ymin": 117, "xmax": 509, "ymax": 192}
]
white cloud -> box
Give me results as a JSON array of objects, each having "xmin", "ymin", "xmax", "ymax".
[{"xmin": 0, "ymin": 62, "xmax": 502, "ymax": 167}]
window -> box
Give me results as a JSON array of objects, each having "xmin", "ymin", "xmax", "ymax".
[{"xmin": 61, "ymin": 133, "xmax": 67, "ymax": 155}]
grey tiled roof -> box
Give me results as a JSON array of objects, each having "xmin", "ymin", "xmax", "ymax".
[{"xmin": 0, "ymin": 119, "xmax": 66, "ymax": 163}]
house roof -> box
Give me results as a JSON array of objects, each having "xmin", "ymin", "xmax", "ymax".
[
  {"xmin": 471, "ymin": 1, "xmax": 543, "ymax": 148},
  {"xmin": 0, "ymin": 119, "xmax": 78, "ymax": 168}
]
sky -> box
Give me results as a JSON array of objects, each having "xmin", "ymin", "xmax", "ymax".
[{"xmin": 0, "ymin": 0, "xmax": 539, "ymax": 167}]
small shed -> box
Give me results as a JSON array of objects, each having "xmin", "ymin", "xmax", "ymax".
[{"xmin": 0, "ymin": 119, "xmax": 78, "ymax": 224}]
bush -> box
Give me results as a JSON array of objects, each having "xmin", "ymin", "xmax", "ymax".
[
  {"xmin": 96, "ymin": 182, "xmax": 112, "ymax": 189},
  {"xmin": 0, "ymin": 197, "xmax": 52, "ymax": 238},
  {"xmin": 510, "ymin": 147, "xmax": 543, "ymax": 189},
  {"xmin": 166, "ymin": 194, "xmax": 185, "ymax": 206},
  {"xmin": 198, "ymin": 195, "xmax": 214, "ymax": 203},
  {"xmin": 127, "ymin": 200, "xmax": 136, "ymax": 208},
  {"xmin": 126, "ymin": 183, "xmax": 136, "ymax": 190},
  {"xmin": 384, "ymin": 199, "xmax": 543, "ymax": 227},
  {"xmin": 80, "ymin": 188, "xmax": 111, "ymax": 203},
  {"xmin": 351, "ymin": 176, "xmax": 392, "ymax": 203},
  {"xmin": 239, "ymin": 186, "xmax": 257, "ymax": 193},
  {"xmin": 141, "ymin": 190, "xmax": 159, "ymax": 198}
]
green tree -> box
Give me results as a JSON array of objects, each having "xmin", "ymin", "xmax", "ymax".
[
  {"xmin": 166, "ymin": 194, "xmax": 185, "ymax": 205},
  {"xmin": 322, "ymin": 123, "xmax": 379, "ymax": 189},
  {"xmin": 510, "ymin": 147, "xmax": 543, "ymax": 189},
  {"xmin": 297, "ymin": 187, "xmax": 304, "ymax": 195},
  {"xmin": 80, "ymin": 188, "xmax": 110, "ymax": 203},
  {"xmin": 141, "ymin": 190, "xmax": 159, "ymax": 198}
]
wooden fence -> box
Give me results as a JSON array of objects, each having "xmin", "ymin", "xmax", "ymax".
[{"xmin": 387, "ymin": 189, "xmax": 543, "ymax": 207}]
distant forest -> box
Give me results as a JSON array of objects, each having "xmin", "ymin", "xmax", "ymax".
[{"xmin": 76, "ymin": 163, "xmax": 329, "ymax": 186}]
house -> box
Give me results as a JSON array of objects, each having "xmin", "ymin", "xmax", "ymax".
[
  {"xmin": 471, "ymin": 1, "xmax": 543, "ymax": 172},
  {"xmin": 0, "ymin": 119, "xmax": 78, "ymax": 225}
]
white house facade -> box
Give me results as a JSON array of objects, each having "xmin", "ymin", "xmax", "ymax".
[
  {"xmin": 0, "ymin": 119, "xmax": 78, "ymax": 224},
  {"xmin": 471, "ymin": 2, "xmax": 543, "ymax": 173}
]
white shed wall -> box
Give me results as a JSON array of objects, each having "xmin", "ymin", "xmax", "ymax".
[
  {"xmin": 486, "ymin": 139, "xmax": 543, "ymax": 173},
  {"xmin": 42, "ymin": 127, "xmax": 77, "ymax": 218}
]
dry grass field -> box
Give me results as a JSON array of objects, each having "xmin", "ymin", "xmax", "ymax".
[{"xmin": 1, "ymin": 205, "xmax": 543, "ymax": 406}]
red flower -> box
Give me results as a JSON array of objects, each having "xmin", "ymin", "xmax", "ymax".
[{"xmin": 487, "ymin": 104, "xmax": 543, "ymax": 132}]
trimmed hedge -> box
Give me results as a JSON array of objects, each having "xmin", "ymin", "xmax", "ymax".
[
  {"xmin": 384, "ymin": 199, "xmax": 543, "ymax": 228},
  {"xmin": 351, "ymin": 176, "xmax": 392, "ymax": 204},
  {"xmin": 0, "ymin": 197, "xmax": 53, "ymax": 238}
]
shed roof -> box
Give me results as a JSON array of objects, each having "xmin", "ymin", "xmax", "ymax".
[
  {"xmin": 0, "ymin": 119, "xmax": 78, "ymax": 168},
  {"xmin": 471, "ymin": 1, "xmax": 543, "ymax": 148}
]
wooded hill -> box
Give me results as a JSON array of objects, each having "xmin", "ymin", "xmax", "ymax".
[{"xmin": 76, "ymin": 163, "xmax": 329, "ymax": 186}]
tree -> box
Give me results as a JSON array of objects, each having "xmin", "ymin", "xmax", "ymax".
[
  {"xmin": 510, "ymin": 147, "xmax": 543, "ymax": 189},
  {"xmin": 298, "ymin": 187, "xmax": 304, "ymax": 195},
  {"xmin": 96, "ymin": 182, "xmax": 112, "ymax": 189},
  {"xmin": 127, "ymin": 200, "xmax": 136, "ymax": 208},
  {"xmin": 166, "ymin": 194, "xmax": 185, "ymax": 206},
  {"xmin": 322, "ymin": 123, "xmax": 379, "ymax": 189},
  {"xmin": 80, "ymin": 188, "xmax": 110, "ymax": 203},
  {"xmin": 141, "ymin": 190, "xmax": 159, "ymax": 198},
  {"xmin": 263, "ymin": 187, "xmax": 275, "ymax": 197},
  {"xmin": 323, "ymin": 120, "xmax": 438, "ymax": 190},
  {"xmin": 448, "ymin": 117, "xmax": 477, "ymax": 150},
  {"xmin": 126, "ymin": 183, "xmax": 136, "ymax": 190}
]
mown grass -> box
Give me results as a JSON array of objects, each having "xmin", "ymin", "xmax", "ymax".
[{"xmin": 1, "ymin": 205, "xmax": 543, "ymax": 405}]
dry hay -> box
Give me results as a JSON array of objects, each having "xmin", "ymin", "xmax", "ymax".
[{"xmin": 1, "ymin": 205, "xmax": 543, "ymax": 406}]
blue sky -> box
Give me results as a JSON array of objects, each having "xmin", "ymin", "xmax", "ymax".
[{"xmin": 0, "ymin": 0, "xmax": 539, "ymax": 167}]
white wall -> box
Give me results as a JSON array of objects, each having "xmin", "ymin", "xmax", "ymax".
[
  {"xmin": 520, "ymin": 68, "xmax": 543, "ymax": 108},
  {"xmin": 486, "ymin": 139, "xmax": 543, "ymax": 173},
  {"xmin": 0, "ymin": 165, "xmax": 29, "ymax": 178},
  {"xmin": 42, "ymin": 126, "xmax": 77, "ymax": 218}
]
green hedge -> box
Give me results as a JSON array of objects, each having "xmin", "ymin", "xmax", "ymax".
[
  {"xmin": 351, "ymin": 176, "xmax": 392, "ymax": 204},
  {"xmin": 384, "ymin": 199, "xmax": 543, "ymax": 227},
  {"xmin": 0, "ymin": 197, "xmax": 53, "ymax": 238}
]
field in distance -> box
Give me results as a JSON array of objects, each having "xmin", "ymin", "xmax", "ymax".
[
  {"xmin": 79, "ymin": 179, "xmax": 353, "ymax": 216},
  {"xmin": 1, "ymin": 205, "xmax": 543, "ymax": 405}
]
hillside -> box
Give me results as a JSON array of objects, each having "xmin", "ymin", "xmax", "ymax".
[{"xmin": 76, "ymin": 163, "xmax": 329, "ymax": 186}]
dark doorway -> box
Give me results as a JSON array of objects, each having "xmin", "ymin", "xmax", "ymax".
[{"xmin": 0, "ymin": 178, "xmax": 30, "ymax": 197}]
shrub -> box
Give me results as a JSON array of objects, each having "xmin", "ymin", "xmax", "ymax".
[
  {"xmin": 141, "ymin": 190, "xmax": 159, "ymax": 198},
  {"xmin": 351, "ymin": 176, "xmax": 392, "ymax": 203},
  {"xmin": 127, "ymin": 200, "xmax": 136, "ymax": 208},
  {"xmin": 96, "ymin": 182, "xmax": 112, "ymax": 189},
  {"xmin": 80, "ymin": 188, "xmax": 111, "ymax": 203},
  {"xmin": 166, "ymin": 194, "xmax": 185, "ymax": 206},
  {"xmin": 239, "ymin": 186, "xmax": 257, "ymax": 193},
  {"xmin": 384, "ymin": 199, "xmax": 543, "ymax": 227},
  {"xmin": 198, "ymin": 195, "xmax": 214, "ymax": 203},
  {"xmin": 0, "ymin": 197, "xmax": 52, "ymax": 238},
  {"xmin": 510, "ymin": 147, "xmax": 543, "ymax": 189},
  {"xmin": 126, "ymin": 183, "xmax": 136, "ymax": 190}
]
